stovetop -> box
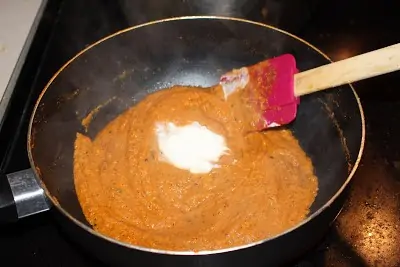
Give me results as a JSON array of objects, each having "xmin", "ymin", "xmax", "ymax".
[{"xmin": 1, "ymin": 0, "xmax": 400, "ymax": 266}]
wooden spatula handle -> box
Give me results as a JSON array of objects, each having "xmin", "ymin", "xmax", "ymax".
[{"xmin": 294, "ymin": 43, "xmax": 400, "ymax": 96}]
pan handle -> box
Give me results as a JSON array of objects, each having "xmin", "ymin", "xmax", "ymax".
[
  {"xmin": 0, "ymin": 169, "xmax": 50, "ymax": 223},
  {"xmin": 0, "ymin": 173, "xmax": 17, "ymax": 223}
]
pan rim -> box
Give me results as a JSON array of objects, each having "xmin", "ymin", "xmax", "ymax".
[{"xmin": 27, "ymin": 15, "xmax": 366, "ymax": 256}]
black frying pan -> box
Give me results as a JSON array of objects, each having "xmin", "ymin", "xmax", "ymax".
[{"xmin": 1, "ymin": 16, "xmax": 365, "ymax": 267}]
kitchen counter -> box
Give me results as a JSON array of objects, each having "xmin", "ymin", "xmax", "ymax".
[{"xmin": 0, "ymin": 0, "xmax": 46, "ymax": 126}]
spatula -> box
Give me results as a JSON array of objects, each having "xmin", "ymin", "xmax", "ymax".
[{"xmin": 220, "ymin": 43, "xmax": 400, "ymax": 130}]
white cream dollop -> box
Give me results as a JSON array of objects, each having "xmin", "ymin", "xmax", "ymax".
[{"xmin": 155, "ymin": 121, "xmax": 229, "ymax": 174}]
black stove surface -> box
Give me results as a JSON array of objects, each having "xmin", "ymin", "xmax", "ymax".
[{"xmin": 1, "ymin": 0, "xmax": 400, "ymax": 266}]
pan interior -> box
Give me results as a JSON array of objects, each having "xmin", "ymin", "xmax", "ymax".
[{"xmin": 29, "ymin": 17, "xmax": 362, "ymax": 237}]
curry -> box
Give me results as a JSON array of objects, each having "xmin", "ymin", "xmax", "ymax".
[{"xmin": 73, "ymin": 85, "xmax": 318, "ymax": 251}]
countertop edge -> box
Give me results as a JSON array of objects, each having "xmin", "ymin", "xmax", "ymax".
[{"xmin": 0, "ymin": 0, "xmax": 48, "ymax": 127}]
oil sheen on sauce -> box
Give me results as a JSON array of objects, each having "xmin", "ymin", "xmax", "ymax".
[{"xmin": 73, "ymin": 85, "xmax": 318, "ymax": 251}]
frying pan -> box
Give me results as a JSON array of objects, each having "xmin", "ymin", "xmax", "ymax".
[{"xmin": 0, "ymin": 16, "xmax": 365, "ymax": 267}]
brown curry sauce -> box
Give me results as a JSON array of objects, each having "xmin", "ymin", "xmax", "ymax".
[{"xmin": 73, "ymin": 85, "xmax": 318, "ymax": 251}]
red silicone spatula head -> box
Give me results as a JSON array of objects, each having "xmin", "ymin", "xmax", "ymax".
[{"xmin": 220, "ymin": 54, "xmax": 299, "ymax": 130}]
